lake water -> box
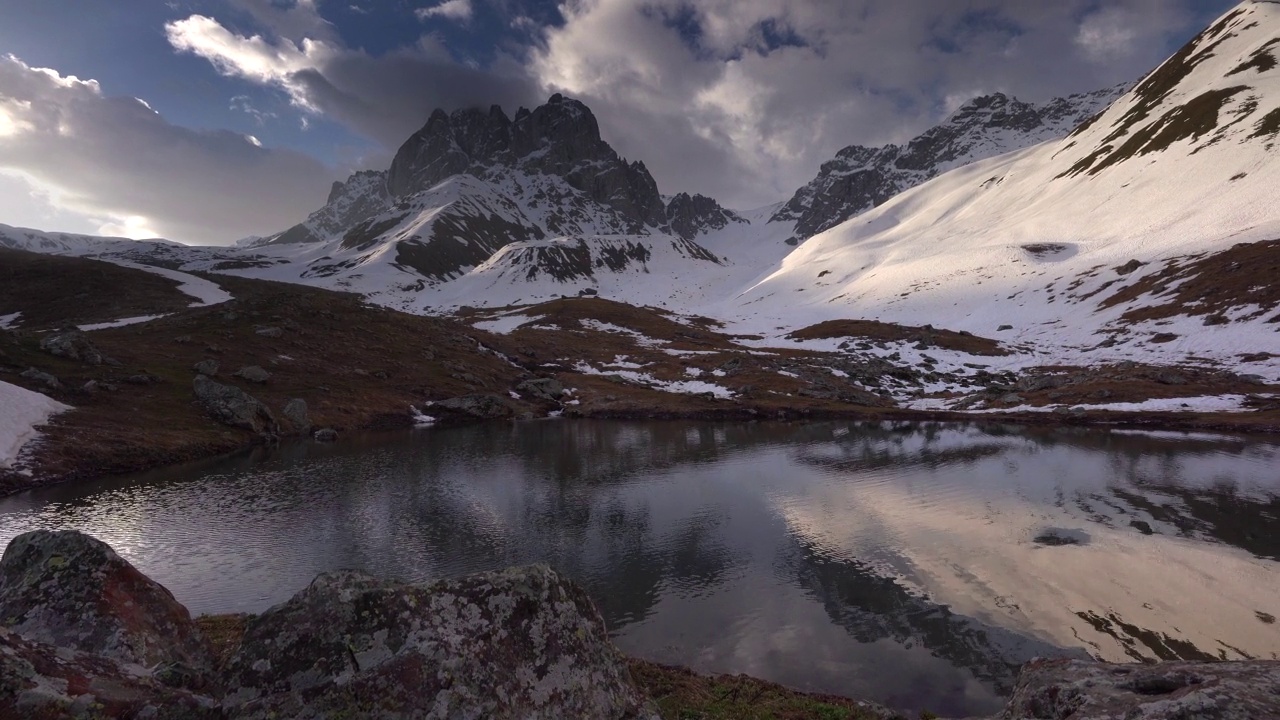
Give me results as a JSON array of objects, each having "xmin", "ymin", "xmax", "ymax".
[{"xmin": 2, "ymin": 420, "xmax": 1278, "ymax": 717}]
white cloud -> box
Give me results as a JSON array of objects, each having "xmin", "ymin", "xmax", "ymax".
[
  {"xmin": 0, "ymin": 54, "xmax": 336, "ymax": 245},
  {"xmin": 527, "ymin": 0, "xmax": 1220, "ymax": 208},
  {"xmin": 416, "ymin": 0, "xmax": 473, "ymax": 23},
  {"xmin": 165, "ymin": 13, "xmax": 537, "ymax": 149}
]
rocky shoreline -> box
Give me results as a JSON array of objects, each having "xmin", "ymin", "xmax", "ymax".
[{"xmin": 1, "ymin": 530, "xmax": 1277, "ymax": 719}]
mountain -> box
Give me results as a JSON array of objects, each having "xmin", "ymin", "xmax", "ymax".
[
  {"xmin": 730, "ymin": 0, "xmax": 1280, "ymax": 375},
  {"xmin": 770, "ymin": 86, "xmax": 1127, "ymax": 244}
]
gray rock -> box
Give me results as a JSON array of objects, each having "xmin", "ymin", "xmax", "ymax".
[
  {"xmin": 255, "ymin": 326, "xmax": 284, "ymax": 338},
  {"xmin": 39, "ymin": 329, "xmax": 110, "ymax": 365},
  {"xmin": 997, "ymin": 324, "xmax": 1014, "ymax": 331},
  {"xmin": 1001, "ymin": 393, "xmax": 1024, "ymax": 404},
  {"xmin": 221, "ymin": 565, "xmax": 657, "ymax": 720},
  {"xmin": 1017, "ymin": 374, "xmax": 1069, "ymax": 393},
  {"xmin": 517, "ymin": 377, "xmax": 565, "ymax": 401},
  {"xmin": 1001, "ymin": 658, "xmax": 1280, "ymax": 719},
  {"xmin": 0, "ymin": 628, "xmax": 220, "ymax": 719},
  {"xmin": 282, "ymin": 398, "xmax": 310, "ymax": 433},
  {"xmin": 1154, "ymin": 371, "xmax": 1187, "ymax": 385},
  {"xmin": 0, "ymin": 530, "xmax": 215, "ymax": 672},
  {"xmin": 436, "ymin": 393, "xmax": 515, "ymax": 419},
  {"xmin": 193, "ymin": 359, "xmax": 219, "ymax": 376},
  {"xmin": 20, "ymin": 367, "xmax": 60, "ymax": 390},
  {"xmin": 193, "ymin": 375, "xmax": 278, "ymax": 435},
  {"xmin": 234, "ymin": 365, "xmax": 271, "ymax": 383},
  {"xmin": 313, "ymin": 428, "xmax": 338, "ymax": 443}
]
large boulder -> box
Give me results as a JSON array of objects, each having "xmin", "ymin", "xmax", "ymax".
[
  {"xmin": 1002, "ymin": 658, "xmax": 1280, "ymax": 719},
  {"xmin": 0, "ymin": 530, "xmax": 215, "ymax": 673},
  {"xmin": 435, "ymin": 393, "xmax": 515, "ymax": 419},
  {"xmin": 193, "ymin": 375, "xmax": 278, "ymax": 436},
  {"xmin": 517, "ymin": 377, "xmax": 566, "ymax": 401},
  {"xmin": 221, "ymin": 565, "xmax": 657, "ymax": 720},
  {"xmin": 282, "ymin": 398, "xmax": 311, "ymax": 434},
  {"xmin": 39, "ymin": 329, "xmax": 110, "ymax": 365},
  {"xmin": 0, "ymin": 628, "xmax": 220, "ymax": 719}
]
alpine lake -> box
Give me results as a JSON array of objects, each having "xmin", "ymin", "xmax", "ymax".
[{"xmin": 2, "ymin": 419, "xmax": 1277, "ymax": 718}]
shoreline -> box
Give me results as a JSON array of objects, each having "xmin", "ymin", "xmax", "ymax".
[{"xmin": 5, "ymin": 402, "xmax": 1278, "ymax": 500}]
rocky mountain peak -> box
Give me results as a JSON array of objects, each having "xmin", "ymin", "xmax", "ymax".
[
  {"xmin": 386, "ymin": 94, "xmax": 669, "ymax": 232},
  {"xmin": 772, "ymin": 85, "xmax": 1127, "ymax": 242},
  {"xmin": 666, "ymin": 192, "xmax": 746, "ymax": 241}
]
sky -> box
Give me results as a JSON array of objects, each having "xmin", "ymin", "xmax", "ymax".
[{"xmin": 0, "ymin": 0, "xmax": 1240, "ymax": 245}]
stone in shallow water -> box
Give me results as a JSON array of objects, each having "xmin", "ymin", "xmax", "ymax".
[
  {"xmin": 1002, "ymin": 658, "xmax": 1280, "ymax": 720},
  {"xmin": 0, "ymin": 529, "xmax": 215, "ymax": 673},
  {"xmin": 221, "ymin": 565, "xmax": 658, "ymax": 720}
]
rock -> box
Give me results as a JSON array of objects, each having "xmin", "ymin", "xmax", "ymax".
[
  {"xmin": 1150, "ymin": 333, "xmax": 1179, "ymax": 344},
  {"xmin": 1204, "ymin": 313, "xmax": 1230, "ymax": 326},
  {"xmin": 1001, "ymin": 393, "xmax": 1024, "ymax": 404},
  {"xmin": 282, "ymin": 398, "xmax": 310, "ymax": 433},
  {"xmin": 997, "ymin": 324, "xmax": 1013, "ymax": 331},
  {"xmin": 1115, "ymin": 259, "xmax": 1146, "ymax": 275},
  {"xmin": 193, "ymin": 359, "xmax": 219, "ymax": 376},
  {"xmin": 19, "ymin": 367, "xmax": 60, "ymax": 390},
  {"xmin": 1154, "ymin": 370, "xmax": 1187, "ymax": 385},
  {"xmin": 39, "ymin": 329, "xmax": 110, "ymax": 365},
  {"xmin": 436, "ymin": 393, "xmax": 515, "ymax": 419},
  {"xmin": 313, "ymin": 428, "xmax": 338, "ymax": 442},
  {"xmin": 221, "ymin": 565, "xmax": 656, "ymax": 720},
  {"xmin": 0, "ymin": 629, "xmax": 220, "ymax": 719},
  {"xmin": 1002, "ymin": 658, "xmax": 1280, "ymax": 719},
  {"xmin": 234, "ymin": 365, "xmax": 271, "ymax": 384},
  {"xmin": 124, "ymin": 373, "xmax": 159, "ymax": 385},
  {"xmin": 0, "ymin": 530, "xmax": 215, "ymax": 672},
  {"xmin": 254, "ymin": 326, "xmax": 284, "ymax": 338},
  {"xmin": 1017, "ymin": 374, "xmax": 1068, "ymax": 393},
  {"xmin": 193, "ymin": 375, "xmax": 278, "ymax": 435},
  {"xmin": 517, "ymin": 377, "xmax": 565, "ymax": 401}
]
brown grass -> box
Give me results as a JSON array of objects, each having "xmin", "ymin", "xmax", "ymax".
[
  {"xmin": 787, "ymin": 319, "xmax": 1007, "ymax": 356},
  {"xmin": 1099, "ymin": 238, "xmax": 1280, "ymax": 324},
  {"xmin": 0, "ymin": 248, "xmax": 195, "ymax": 330}
]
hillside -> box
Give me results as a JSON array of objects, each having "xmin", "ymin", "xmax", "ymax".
[{"xmin": 722, "ymin": 0, "xmax": 1280, "ymax": 411}]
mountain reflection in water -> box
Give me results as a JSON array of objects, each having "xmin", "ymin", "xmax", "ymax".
[{"xmin": 1, "ymin": 420, "xmax": 1277, "ymax": 718}]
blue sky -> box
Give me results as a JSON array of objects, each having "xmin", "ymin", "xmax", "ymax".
[{"xmin": 0, "ymin": 0, "xmax": 1239, "ymax": 244}]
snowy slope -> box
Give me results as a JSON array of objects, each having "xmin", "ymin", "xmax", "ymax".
[
  {"xmin": 725, "ymin": 0, "xmax": 1280, "ymax": 374},
  {"xmin": 0, "ymin": 381, "xmax": 69, "ymax": 470},
  {"xmin": 771, "ymin": 86, "xmax": 1127, "ymax": 242}
]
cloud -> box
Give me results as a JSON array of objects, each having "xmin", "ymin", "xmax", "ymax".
[
  {"xmin": 165, "ymin": 13, "xmax": 538, "ymax": 149},
  {"xmin": 416, "ymin": 0, "xmax": 474, "ymax": 23},
  {"xmin": 0, "ymin": 54, "xmax": 336, "ymax": 245},
  {"xmin": 528, "ymin": 0, "xmax": 1228, "ymax": 209}
]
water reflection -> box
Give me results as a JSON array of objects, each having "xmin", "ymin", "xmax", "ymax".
[{"xmin": 0, "ymin": 420, "xmax": 1277, "ymax": 718}]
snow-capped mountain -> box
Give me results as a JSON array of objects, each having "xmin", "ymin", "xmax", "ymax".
[
  {"xmin": 770, "ymin": 86, "xmax": 1127, "ymax": 243},
  {"xmin": 728, "ymin": 0, "xmax": 1280, "ymax": 371}
]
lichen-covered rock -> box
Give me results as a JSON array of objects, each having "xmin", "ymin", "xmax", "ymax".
[
  {"xmin": 38, "ymin": 329, "xmax": 110, "ymax": 365},
  {"xmin": 0, "ymin": 530, "xmax": 215, "ymax": 673},
  {"xmin": 435, "ymin": 393, "xmax": 514, "ymax": 419},
  {"xmin": 221, "ymin": 565, "xmax": 657, "ymax": 720},
  {"xmin": 19, "ymin": 367, "xmax": 60, "ymax": 390},
  {"xmin": 282, "ymin": 398, "xmax": 310, "ymax": 434},
  {"xmin": 0, "ymin": 628, "xmax": 221, "ymax": 719},
  {"xmin": 193, "ymin": 375, "xmax": 278, "ymax": 436},
  {"xmin": 516, "ymin": 377, "xmax": 565, "ymax": 401},
  {"xmin": 193, "ymin": 359, "xmax": 219, "ymax": 376},
  {"xmin": 313, "ymin": 427, "xmax": 338, "ymax": 442},
  {"xmin": 232, "ymin": 366, "xmax": 270, "ymax": 384},
  {"xmin": 1001, "ymin": 658, "xmax": 1280, "ymax": 720}
]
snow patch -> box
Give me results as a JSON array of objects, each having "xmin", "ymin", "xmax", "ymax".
[{"xmin": 1, "ymin": 380, "xmax": 71, "ymax": 470}]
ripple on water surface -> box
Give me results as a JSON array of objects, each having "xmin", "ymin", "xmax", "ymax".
[{"xmin": 1, "ymin": 420, "xmax": 1277, "ymax": 718}]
